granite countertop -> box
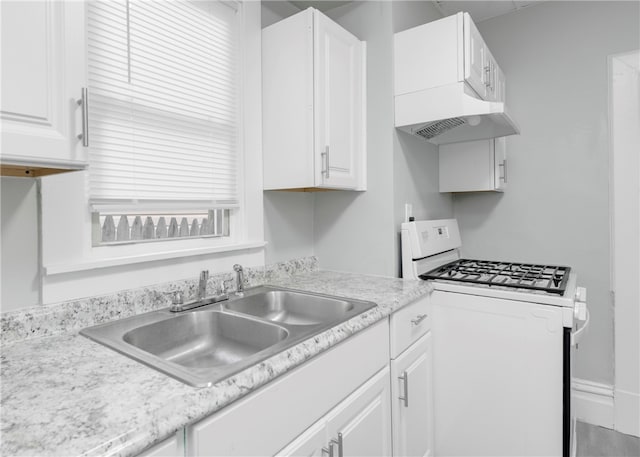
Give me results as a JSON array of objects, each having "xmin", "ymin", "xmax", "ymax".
[{"xmin": 1, "ymin": 270, "xmax": 432, "ymax": 457}]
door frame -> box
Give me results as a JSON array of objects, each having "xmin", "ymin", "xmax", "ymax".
[{"xmin": 608, "ymin": 50, "xmax": 639, "ymax": 437}]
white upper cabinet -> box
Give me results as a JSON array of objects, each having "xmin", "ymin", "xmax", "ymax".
[
  {"xmin": 395, "ymin": 12, "xmax": 505, "ymax": 103},
  {"xmin": 439, "ymin": 137, "xmax": 507, "ymax": 193},
  {"xmin": 263, "ymin": 8, "xmax": 366, "ymax": 191},
  {"xmin": 1, "ymin": 0, "xmax": 88, "ymax": 175},
  {"xmin": 464, "ymin": 14, "xmax": 488, "ymax": 100}
]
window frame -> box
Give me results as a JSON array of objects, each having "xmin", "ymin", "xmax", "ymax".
[{"xmin": 39, "ymin": 0, "xmax": 264, "ymax": 289}]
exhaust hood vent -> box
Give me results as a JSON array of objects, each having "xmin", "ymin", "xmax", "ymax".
[
  {"xmin": 394, "ymin": 82, "xmax": 520, "ymax": 145},
  {"xmin": 414, "ymin": 118, "xmax": 466, "ymax": 140}
]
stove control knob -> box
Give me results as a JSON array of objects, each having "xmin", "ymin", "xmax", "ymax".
[
  {"xmin": 574, "ymin": 301, "xmax": 587, "ymax": 322},
  {"xmin": 575, "ymin": 287, "xmax": 587, "ymax": 303}
]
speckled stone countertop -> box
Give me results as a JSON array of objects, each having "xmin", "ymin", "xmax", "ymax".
[{"xmin": 1, "ymin": 271, "xmax": 431, "ymax": 457}]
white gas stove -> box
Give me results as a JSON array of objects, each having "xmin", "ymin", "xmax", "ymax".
[{"xmin": 401, "ymin": 219, "xmax": 589, "ymax": 457}]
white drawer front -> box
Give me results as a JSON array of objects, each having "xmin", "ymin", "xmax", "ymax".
[{"xmin": 390, "ymin": 296, "xmax": 431, "ymax": 358}]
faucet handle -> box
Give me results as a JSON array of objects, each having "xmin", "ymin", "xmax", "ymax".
[
  {"xmin": 200, "ymin": 270, "xmax": 209, "ymax": 282},
  {"xmin": 171, "ymin": 290, "xmax": 184, "ymax": 305},
  {"xmin": 233, "ymin": 264, "xmax": 243, "ymax": 272}
]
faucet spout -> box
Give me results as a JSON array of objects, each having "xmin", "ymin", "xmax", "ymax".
[
  {"xmin": 198, "ymin": 270, "xmax": 209, "ymax": 300},
  {"xmin": 233, "ymin": 264, "xmax": 244, "ymax": 296}
]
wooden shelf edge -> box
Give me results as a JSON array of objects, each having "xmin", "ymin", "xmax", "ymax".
[{"xmin": 0, "ymin": 165, "xmax": 82, "ymax": 178}]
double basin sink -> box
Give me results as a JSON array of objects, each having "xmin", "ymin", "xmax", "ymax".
[{"xmin": 81, "ymin": 286, "xmax": 376, "ymax": 387}]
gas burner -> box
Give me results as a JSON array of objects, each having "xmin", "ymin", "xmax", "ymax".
[{"xmin": 419, "ymin": 259, "xmax": 571, "ymax": 295}]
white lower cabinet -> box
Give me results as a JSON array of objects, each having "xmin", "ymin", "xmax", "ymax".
[
  {"xmin": 278, "ymin": 366, "xmax": 392, "ymax": 457},
  {"xmin": 389, "ymin": 296, "xmax": 434, "ymax": 457},
  {"xmin": 391, "ymin": 333, "xmax": 434, "ymax": 457},
  {"xmin": 138, "ymin": 431, "xmax": 184, "ymax": 457},
  {"xmin": 184, "ymin": 320, "xmax": 390, "ymax": 456}
]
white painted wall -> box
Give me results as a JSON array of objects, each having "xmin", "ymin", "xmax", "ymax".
[
  {"xmin": 0, "ymin": 177, "xmax": 39, "ymax": 311},
  {"xmin": 452, "ymin": 1, "xmax": 640, "ymax": 385},
  {"xmin": 610, "ymin": 51, "xmax": 639, "ymax": 436}
]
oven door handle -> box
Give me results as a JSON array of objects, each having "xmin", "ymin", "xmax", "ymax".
[{"xmin": 571, "ymin": 308, "xmax": 590, "ymax": 347}]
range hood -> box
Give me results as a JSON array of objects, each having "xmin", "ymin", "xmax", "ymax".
[{"xmin": 394, "ymin": 82, "xmax": 520, "ymax": 145}]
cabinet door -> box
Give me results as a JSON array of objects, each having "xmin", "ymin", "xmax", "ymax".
[
  {"xmin": 463, "ymin": 13, "xmax": 487, "ymax": 100},
  {"xmin": 494, "ymin": 64, "xmax": 506, "ymax": 103},
  {"xmin": 0, "ymin": 0, "xmax": 87, "ymax": 168},
  {"xmin": 391, "ymin": 333, "xmax": 434, "ymax": 457},
  {"xmin": 439, "ymin": 139, "xmax": 498, "ymax": 192},
  {"xmin": 276, "ymin": 420, "xmax": 328, "ymax": 457},
  {"xmin": 493, "ymin": 137, "xmax": 507, "ymax": 191},
  {"xmin": 137, "ymin": 431, "xmax": 185, "ymax": 457},
  {"xmin": 325, "ymin": 367, "xmax": 392, "ymax": 457},
  {"xmin": 314, "ymin": 11, "xmax": 365, "ymax": 190}
]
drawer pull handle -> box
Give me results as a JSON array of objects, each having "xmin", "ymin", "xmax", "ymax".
[
  {"xmin": 411, "ymin": 314, "xmax": 428, "ymax": 326},
  {"xmin": 330, "ymin": 434, "xmax": 343, "ymax": 457},
  {"xmin": 398, "ymin": 371, "xmax": 409, "ymax": 407},
  {"xmin": 322, "ymin": 444, "xmax": 334, "ymax": 457}
]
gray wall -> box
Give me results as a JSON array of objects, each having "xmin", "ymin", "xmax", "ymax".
[
  {"xmin": 391, "ymin": 1, "xmax": 452, "ymax": 277},
  {"xmin": 262, "ymin": 1, "xmax": 454, "ymax": 276},
  {"xmin": 264, "ymin": 192, "xmax": 315, "ymax": 264},
  {"xmin": 453, "ymin": 1, "xmax": 640, "ymax": 384},
  {"xmin": 1, "ymin": 177, "xmax": 40, "ymax": 311},
  {"xmin": 316, "ymin": 1, "xmax": 397, "ymax": 277},
  {"xmin": 262, "ymin": 1, "xmax": 316, "ymax": 265},
  {"xmin": 315, "ymin": 1, "xmax": 453, "ymax": 277}
]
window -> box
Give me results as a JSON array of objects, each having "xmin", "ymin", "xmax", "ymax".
[{"xmin": 87, "ymin": 0, "xmax": 239, "ymax": 245}]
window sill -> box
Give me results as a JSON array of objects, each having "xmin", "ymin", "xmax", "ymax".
[{"xmin": 44, "ymin": 241, "xmax": 267, "ymax": 276}]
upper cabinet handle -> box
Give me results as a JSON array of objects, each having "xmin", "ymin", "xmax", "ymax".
[
  {"xmin": 77, "ymin": 87, "xmax": 89, "ymax": 147},
  {"xmin": 322, "ymin": 146, "xmax": 330, "ymax": 179}
]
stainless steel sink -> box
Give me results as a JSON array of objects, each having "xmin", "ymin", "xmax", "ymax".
[
  {"xmin": 123, "ymin": 311, "xmax": 288, "ymax": 369},
  {"xmin": 223, "ymin": 290, "xmax": 353, "ymax": 326},
  {"xmin": 81, "ymin": 286, "xmax": 376, "ymax": 386}
]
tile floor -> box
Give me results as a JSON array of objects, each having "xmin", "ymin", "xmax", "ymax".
[{"xmin": 577, "ymin": 421, "xmax": 640, "ymax": 457}]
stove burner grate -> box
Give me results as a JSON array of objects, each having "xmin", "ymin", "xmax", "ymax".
[{"xmin": 419, "ymin": 259, "xmax": 571, "ymax": 295}]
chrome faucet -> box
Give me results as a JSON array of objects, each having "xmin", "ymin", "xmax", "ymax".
[
  {"xmin": 198, "ymin": 270, "xmax": 209, "ymax": 300},
  {"xmin": 169, "ymin": 269, "xmax": 228, "ymax": 313},
  {"xmin": 233, "ymin": 264, "xmax": 245, "ymax": 296}
]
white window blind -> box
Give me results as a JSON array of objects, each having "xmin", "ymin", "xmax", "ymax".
[{"xmin": 87, "ymin": 0, "xmax": 239, "ymax": 208}]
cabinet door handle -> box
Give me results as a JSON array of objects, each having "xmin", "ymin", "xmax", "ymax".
[
  {"xmin": 77, "ymin": 87, "xmax": 89, "ymax": 147},
  {"xmin": 398, "ymin": 371, "xmax": 409, "ymax": 407},
  {"xmin": 503, "ymin": 159, "xmax": 507, "ymax": 183},
  {"xmin": 330, "ymin": 433, "xmax": 343, "ymax": 457},
  {"xmin": 484, "ymin": 65, "xmax": 491, "ymax": 87},
  {"xmin": 411, "ymin": 314, "xmax": 428, "ymax": 326},
  {"xmin": 321, "ymin": 146, "xmax": 330, "ymax": 179}
]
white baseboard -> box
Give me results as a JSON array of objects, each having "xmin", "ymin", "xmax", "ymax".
[
  {"xmin": 614, "ymin": 389, "xmax": 640, "ymax": 437},
  {"xmin": 572, "ymin": 378, "xmax": 614, "ymax": 429}
]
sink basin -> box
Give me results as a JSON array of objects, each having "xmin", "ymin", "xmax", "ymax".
[
  {"xmin": 81, "ymin": 286, "xmax": 376, "ymax": 386},
  {"xmin": 123, "ymin": 311, "xmax": 288, "ymax": 369},
  {"xmin": 223, "ymin": 291, "xmax": 353, "ymax": 326}
]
